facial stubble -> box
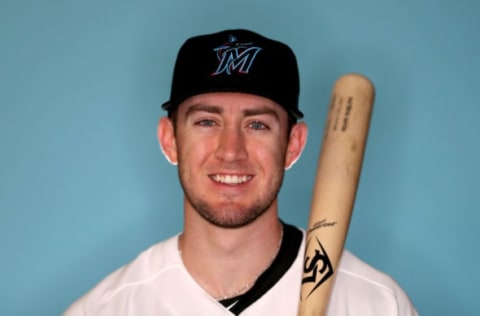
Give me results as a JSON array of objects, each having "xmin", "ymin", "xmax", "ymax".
[{"xmin": 178, "ymin": 162, "xmax": 286, "ymax": 229}]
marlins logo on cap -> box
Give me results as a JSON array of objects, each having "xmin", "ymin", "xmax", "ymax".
[
  {"xmin": 211, "ymin": 35, "xmax": 262, "ymax": 76},
  {"xmin": 162, "ymin": 29, "xmax": 303, "ymax": 119}
]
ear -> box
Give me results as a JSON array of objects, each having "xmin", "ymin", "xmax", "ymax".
[
  {"xmin": 285, "ymin": 122, "xmax": 308, "ymax": 170},
  {"xmin": 157, "ymin": 117, "xmax": 178, "ymax": 165}
]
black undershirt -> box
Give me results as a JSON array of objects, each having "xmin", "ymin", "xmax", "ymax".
[{"xmin": 218, "ymin": 222, "xmax": 303, "ymax": 315}]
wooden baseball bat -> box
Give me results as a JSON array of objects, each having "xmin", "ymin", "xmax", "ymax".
[{"xmin": 298, "ymin": 73, "xmax": 375, "ymax": 316}]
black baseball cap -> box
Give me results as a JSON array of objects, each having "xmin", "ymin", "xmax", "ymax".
[{"xmin": 162, "ymin": 29, "xmax": 303, "ymax": 119}]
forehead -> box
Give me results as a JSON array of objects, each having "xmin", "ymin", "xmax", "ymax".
[{"xmin": 177, "ymin": 92, "xmax": 289, "ymax": 117}]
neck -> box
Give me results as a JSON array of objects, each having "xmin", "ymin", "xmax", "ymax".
[{"xmin": 179, "ymin": 212, "xmax": 283, "ymax": 300}]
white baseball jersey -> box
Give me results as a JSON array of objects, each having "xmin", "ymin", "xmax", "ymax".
[{"xmin": 64, "ymin": 226, "xmax": 418, "ymax": 316}]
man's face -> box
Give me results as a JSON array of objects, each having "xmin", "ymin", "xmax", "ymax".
[{"xmin": 159, "ymin": 92, "xmax": 306, "ymax": 228}]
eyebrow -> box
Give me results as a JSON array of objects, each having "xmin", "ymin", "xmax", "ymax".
[
  {"xmin": 242, "ymin": 107, "xmax": 280, "ymax": 121},
  {"xmin": 184, "ymin": 103, "xmax": 281, "ymax": 124},
  {"xmin": 185, "ymin": 104, "xmax": 223, "ymax": 118}
]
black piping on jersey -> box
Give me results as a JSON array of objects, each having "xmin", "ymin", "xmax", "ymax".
[{"xmin": 218, "ymin": 221, "xmax": 303, "ymax": 315}]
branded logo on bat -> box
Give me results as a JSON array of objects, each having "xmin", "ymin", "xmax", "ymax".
[
  {"xmin": 302, "ymin": 236, "xmax": 334, "ymax": 298},
  {"xmin": 211, "ymin": 35, "xmax": 262, "ymax": 76}
]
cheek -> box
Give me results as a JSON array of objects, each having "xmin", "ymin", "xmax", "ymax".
[
  {"xmin": 251, "ymin": 140, "xmax": 288, "ymax": 168},
  {"xmin": 177, "ymin": 133, "xmax": 213, "ymax": 164}
]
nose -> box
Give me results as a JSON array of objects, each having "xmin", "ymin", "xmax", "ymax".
[{"xmin": 214, "ymin": 126, "xmax": 248, "ymax": 162}]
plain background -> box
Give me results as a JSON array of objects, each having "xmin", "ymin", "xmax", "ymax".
[{"xmin": 1, "ymin": 0, "xmax": 478, "ymax": 315}]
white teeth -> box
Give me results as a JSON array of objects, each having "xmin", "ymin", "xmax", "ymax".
[{"xmin": 211, "ymin": 174, "xmax": 251, "ymax": 184}]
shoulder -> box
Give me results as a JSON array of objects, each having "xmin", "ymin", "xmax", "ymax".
[
  {"xmin": 337, "ymin": 250, "xmax": 399, "ymax": 289},
  {"xmin": 330, "ymin": 250, "xmax": 418, "ymax": 315},
  {"xmin": 295, "ymin": 229, "xmax": 417, "ymax": 315},
  {"xmin": 64, "ymin": 235, "xmax": 182, "ymax": 315}
]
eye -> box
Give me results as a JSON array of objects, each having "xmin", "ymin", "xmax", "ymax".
[
  {"xmin": 249, "ymin": 121, "xmax": 269, "ymax": 130},
  {"xmin": 196, "ymin": 119, "xmax": 217, "ymax": 127}
]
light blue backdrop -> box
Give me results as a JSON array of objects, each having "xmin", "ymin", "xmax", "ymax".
[{"xmin": 1, "ymin": 0, "xmax": 478, "ymax": 315}]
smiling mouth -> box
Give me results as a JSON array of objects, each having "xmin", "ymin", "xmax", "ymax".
[{"xmin": 210, "ymin": 174, "xmax": 253, "ymax": 184}]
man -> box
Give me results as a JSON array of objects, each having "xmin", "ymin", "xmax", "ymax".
[{"xmin": 65, "ymin": 29, "xmax": 418, "ymax": 315}]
